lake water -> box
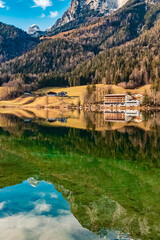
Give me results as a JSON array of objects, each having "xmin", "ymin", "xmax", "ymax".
[{"xmin": 0, "ymin": 109, "xmax": 160, "ymax": 240}]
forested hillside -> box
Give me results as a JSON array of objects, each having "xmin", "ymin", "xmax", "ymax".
[
  {"xmin": 0, "ymin": 39, "xmax": 93, "ymax": 75},
  {"xmin": 0, "ymin": 0, "xmax": 160, "ymax": 90},
  {"xmin": 68, "ymin": 20, "xmax": 160, "ymax": 87},
  {"xmin": 0, "ymin": 22, "xmax": 39, "ymax": 64}
]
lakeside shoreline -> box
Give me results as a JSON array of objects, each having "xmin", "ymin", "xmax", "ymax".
[
  {"xmin": 0, "ymin": 103, "xmax": 160, "ymax": 111},
  {"xmin": 0, "ymin": 107, "xmax": 159, "ymax": 132},
  {"xmin": 0, "ymin": 84, "xmax": 159, "ymax": 110}
]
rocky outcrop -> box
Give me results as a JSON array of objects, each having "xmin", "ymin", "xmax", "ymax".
[
  {"xmin": 27, "ymin": 24, "xmax": 44, "ymax": 38},
  {"xmin": 49, "ymin": 0, "xmax": 128, "ymax": 32}
]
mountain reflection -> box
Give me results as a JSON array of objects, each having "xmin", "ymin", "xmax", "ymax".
[
  {"xmin": 0, "ymin": 109, "xmax": 159, "ymax": 132},
  {"xmin": 0, "ymin": 110, "xmax": 159, "ymax": 239}
]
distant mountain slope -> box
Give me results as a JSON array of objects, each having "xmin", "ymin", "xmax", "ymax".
[
  {"xmin": 0, "ymin": 22, "xmax": 39, "ymax": 64},
  {"xmin": 45, "ymin": 0, "xmax": 150, "ymax": 51},
  {"xmin": 43, "ymin": 0, "xmax": 160, "ymax": 52},
  {"xmin": 48, "ymin": 0, "xmax": 128, "ymax": 35},
  {"xmin": 27, "ymin": 24, "xmax": 44, "ymax": 38}
]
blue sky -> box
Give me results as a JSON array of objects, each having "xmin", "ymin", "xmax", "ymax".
[{"xmin": 0, "ymin": 0, "xmax": 71, "ymax": 31}]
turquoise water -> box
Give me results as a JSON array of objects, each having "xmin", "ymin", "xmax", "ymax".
[{"xmin": 0, "ymin": 112, "xmax": 160, "ymax": 239}]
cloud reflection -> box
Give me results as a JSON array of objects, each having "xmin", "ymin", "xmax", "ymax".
[
  {"xmin": 0, "ymin": 179, "xmax": 100, "ymax": 240},
  {"xmin": 0, "ymin": 211, "xmax": 100, "ymax": 240}
]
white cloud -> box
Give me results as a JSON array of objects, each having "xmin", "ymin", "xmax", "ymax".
[
  {"xmin": 50, "ymin": 11, "xmax": 58, "ymax": 18},
  {"xmin": 50, "ymin": 193, "xmax": 58, "ymax": 199},
  {"xmin": 0, "ymin": 202, "xmax": 5, "ymax": 210},
  {"xmin": 40, "ymin": 13, "xmax": 45, "ymax": 18},
  {"xmin": 58, "ymin": 209, "xmax": 70, "ymax": 214},
  {"xmin": 32, "ymin": 0, "xmax": 52, "ymax": 10},
  {"xmin": 0, "ymin": 0, "xmax": 6, "ymax": 8},
  {"xmin": 0, "ymin": 213, "xmax": 100, "ymax": 240},
  {"xmin": 34, "ymin": 202, "xmax": 51, "ymax": 214}
]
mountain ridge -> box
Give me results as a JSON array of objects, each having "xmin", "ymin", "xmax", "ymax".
[
  {"xmin": 48, "ymin": 0, "xmax": 128, "ymax": 35},
  {"xmin": 0, "ymin": 0, "xmax": 160, "ymax": 91},
  {"xmin": 0, "ymin": 22, "xmax": 39, "ymax": 64}
]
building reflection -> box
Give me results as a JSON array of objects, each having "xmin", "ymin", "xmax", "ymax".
[{"xmin": 104, "ymin": 110, "xmax": 142, "ymax": 123}]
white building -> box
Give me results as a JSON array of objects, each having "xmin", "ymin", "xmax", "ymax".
[{"xmin": 104, "ymin": 94, "xmax": 142, "ymax": 107}]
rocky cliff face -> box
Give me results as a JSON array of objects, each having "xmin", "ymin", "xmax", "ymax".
[
  {"xmin": 27, "ymin": 24, "xmax": 44, "ymax": 38},
  {"xmin": 50, "ymin": 0, "xmax": 128, "ymax": 32}
]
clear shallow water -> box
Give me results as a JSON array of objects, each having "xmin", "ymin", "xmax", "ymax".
[
  {"xmin": 0, "ymin": 111, "xmax": 160, "ymax": 240},
  {"xmin": 0, "ymin": 179, "xmax": 131, "ymax": 240}
]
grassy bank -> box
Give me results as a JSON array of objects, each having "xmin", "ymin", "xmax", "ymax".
[{"xmin": 0, "ymin": 84, "xmax": 151, "ymax": 108}]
